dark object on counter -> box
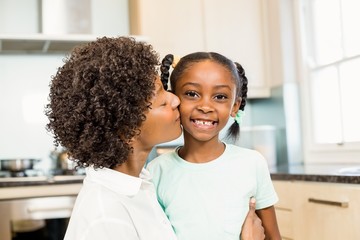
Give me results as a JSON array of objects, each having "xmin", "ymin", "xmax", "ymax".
[
  {"xmin": 50, "ymin": 150, "xmax": 76, "ymax": 171},
  {"xmin": 0, "ymin": 159, "xmax": 40, "ymax": 172}
]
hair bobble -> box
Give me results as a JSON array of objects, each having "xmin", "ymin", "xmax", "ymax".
[
  {"xmin": 234, "ymin": 110, "xmax": 245, "ymax": 125},
  {"xmin": 172, "ymin": 55, "xmax": 181, "ymax": 68}
]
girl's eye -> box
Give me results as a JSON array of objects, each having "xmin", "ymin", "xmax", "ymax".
[
  {"xmin": 185, "ymin": 90, "xmax": 198, "ymax": 98},
  {"xmin": 214, "ymin": 94, "xmax": 228, "ymax": 100}
]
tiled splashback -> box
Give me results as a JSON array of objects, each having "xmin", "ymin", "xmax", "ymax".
[{"xmin": 248, "ymin": 84, "xmax": 303, "ymax": 166}]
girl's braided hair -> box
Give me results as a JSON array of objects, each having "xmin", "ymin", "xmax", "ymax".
[{"xmin": 160, "ymin": 52, "xmax": 248, "ymax": 141}]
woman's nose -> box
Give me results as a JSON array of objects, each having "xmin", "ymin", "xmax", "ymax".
[{"xmin": 170, "ymin": 93, "xmax": 180, "ymax": 109}]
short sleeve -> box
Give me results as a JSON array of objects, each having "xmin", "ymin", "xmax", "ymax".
[{"xmin": 254, "ymin": 153, "xmax": 278, "ymax": 210}]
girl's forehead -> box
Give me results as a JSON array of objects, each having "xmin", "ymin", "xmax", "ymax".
[
  {"xmin": 180, "ymin": 61, "xmax": 232, "ymax": 80},
  {"xmin": 184, "ymin": 61, "xmax": 231, "ymax": 76}
]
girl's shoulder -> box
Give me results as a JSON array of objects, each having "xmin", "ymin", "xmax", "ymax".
[
  {"xmin": 225, "ymin": 143, "xmax": 261, "ymax": 155},
  {"xmin": 224, "ymin": 143, "xmax": 266, "ymax": 163},
  {"xmin": 147, "ymin": 148, "xmax": 179, "ymax": 170}
]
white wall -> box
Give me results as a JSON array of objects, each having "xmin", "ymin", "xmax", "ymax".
[{"xmin": 0, "ymin": 54, "xmax": 65, "ymax": 162}]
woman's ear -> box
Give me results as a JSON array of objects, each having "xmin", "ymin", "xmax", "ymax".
[{"xmin": 230, "ymin": 97, "xmax": 241, "ymax": 117}]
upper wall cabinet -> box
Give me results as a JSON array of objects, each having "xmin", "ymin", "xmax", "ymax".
[
  {"xmin": 130, "ymin": 0, "xmax": 271, "ymax": 98},
  {"xmin": 0, "ymin": 0, "xmax": 130, "ymax": 53},
  {"xmin": 129, "ymin": 0, "xmax": 206, "ymax": 57}
]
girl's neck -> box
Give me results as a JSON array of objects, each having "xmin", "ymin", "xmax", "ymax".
[{"xmin": 179, "ymin": 136, "xmax": 225, "ymax": 163}]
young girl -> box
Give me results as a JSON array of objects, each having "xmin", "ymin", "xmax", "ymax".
[{"xmin": 147, "ymin": 52, "xmax": 281, "ymax": 240}]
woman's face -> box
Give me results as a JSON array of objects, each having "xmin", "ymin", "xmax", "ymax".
[
  {"xmin": 174, "ymin": 60, "xmax": 240, "ymax": 143},
  {"xmin": 138, "ymin": 76, "xmax": 182, "ymax": 147}
]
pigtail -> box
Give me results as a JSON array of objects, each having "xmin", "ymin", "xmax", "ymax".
[
  {"xmin": 160, "ymin": 54, "xmax": 174, "ymax": 90},
  {"xmin": 235, "ymin": 62, "xmax": 248, "ymax": 111},
  {"xmin": 226, "ymin": 62, "xmax": 248, "ymax": 142}
]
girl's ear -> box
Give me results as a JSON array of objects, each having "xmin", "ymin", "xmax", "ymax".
[{"xmin": 230, "ymin": 97, "xmax": 241, "ymax": 117}]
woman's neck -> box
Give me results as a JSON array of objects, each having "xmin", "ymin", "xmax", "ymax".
[{"xmin": 112, "ymin": 146, "xmax": 150, "ymax": 177}]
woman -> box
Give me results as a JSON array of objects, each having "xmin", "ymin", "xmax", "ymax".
[{"xmin": 45, "ymin": 36, "xmax": 181, "ymax": 240}]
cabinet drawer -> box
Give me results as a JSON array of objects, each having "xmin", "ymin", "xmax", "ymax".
[
  {"xmin": 275, "ymin": 208, "xmax": 293, "ymax": 239},
  {"xmin": 273, "ymin": 180, "xmax": 294, "ymax": 209}
]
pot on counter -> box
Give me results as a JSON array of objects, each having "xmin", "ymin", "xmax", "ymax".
[
  {"xmin": 0, "ymin": 159, "xmax": 40, "ymax": 172},
  {"xmin": 58, "ymin": 151, "xmax": 76, "ymax": 171}
]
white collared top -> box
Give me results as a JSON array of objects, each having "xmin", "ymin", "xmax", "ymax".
[{"xmin": 64, "ymin": 167, "xmax": 177, "ymax": 240}]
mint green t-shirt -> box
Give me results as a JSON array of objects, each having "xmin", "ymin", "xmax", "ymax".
[{"xmin": 147, "ymin": 143, "xmax": 278, "ymax": 240}]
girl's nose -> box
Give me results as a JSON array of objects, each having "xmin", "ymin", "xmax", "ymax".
[
  {"xmin": 197, "ymin": 98, "xmax": 214, "ymax": 113},
  {"xmin": 197, "ymin": 105, "xmax": 213, "ymax": 113}
]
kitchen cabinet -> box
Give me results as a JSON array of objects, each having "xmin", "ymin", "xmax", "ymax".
[
  {"xmin": 0, "ymin": 0, "xmax": 130, "ymax": 53},
  {"xmin": 129, "ymin": 0, "xmax": 271, "ymax": 98},
  {"xmin": 129, "ymin": 0, "xmax": 205, "ymax": 57},
  {"xmin": 0, "ymin": 183, "xmax": 82, "ymax": 200},
  {"xmin": 273, "ymin": 180, "xmax": 360, "ymax": 240}
]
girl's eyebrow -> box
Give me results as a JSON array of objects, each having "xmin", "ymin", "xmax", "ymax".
[
  {"xmin": 181, "ymin": 82, "xmax": 232, "ymax": 90},
  {"xmin": 180, "ymin": 82, "xmax": 200, "ymax": 88}
]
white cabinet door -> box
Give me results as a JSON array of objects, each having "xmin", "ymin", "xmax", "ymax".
[
  {"xmin": 130, "ymin": 0, "xmax": 270, "ymax": 98},
  {"xmin": 203, "ymin": 0, "xmax": 270, "ymax": 98},
  {"xmin": 273, "ymin": 181, "xmax": 295, "ymax": 239},
  {"xmin": 273, "ymin": 180, "xmax": 360, "ymax": 240},
  {"xmin": 129, "ymin": 0, "xmax": 205, "ymax": 59},
  {"xmin": 294, "ymin": 182, "xmax": 360, "ymax": 240},
  {"xmin": 0, "ymin": 0, "xmax": 39, "ymax": 34}
]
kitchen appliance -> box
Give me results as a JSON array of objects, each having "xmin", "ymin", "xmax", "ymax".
[
  {"xmin": 0, "ymin": 162, "xmax": 84, "ymax": 240},
  {"xmin": 0, "ymin": 159, "xmax": 41, "ymax": 177},
  {"xmin": 0, "ymin": 195, "xmax": 76, "ymax": 240}
]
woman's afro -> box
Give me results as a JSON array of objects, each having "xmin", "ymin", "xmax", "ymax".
[{"xmin": 45, "ymin": 37, "xmax": 159, "ymax": 169}]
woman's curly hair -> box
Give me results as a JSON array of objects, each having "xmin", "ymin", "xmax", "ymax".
[{"xmin": 45, "ymin": 37, "xmax": 159, "ymax": 169}]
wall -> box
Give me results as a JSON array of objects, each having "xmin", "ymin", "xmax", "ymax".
[
  {"xmin": 0, "ymin": 54, "xmax": 65, "ymax": 169},
  {"xmin": 249, "ymin": 83, "xmax": 303, "ymax": 166}
]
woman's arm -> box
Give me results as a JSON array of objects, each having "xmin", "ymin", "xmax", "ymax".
[{"xmin": 256, "ymin": 206, "xmax": 281, "ymax": 240}]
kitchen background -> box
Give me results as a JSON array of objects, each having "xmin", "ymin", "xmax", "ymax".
[
  {"xmin": 1, "ymin": 0, "xmax": 359, "ymax": 171},
  {"xmin": 1, "ymin": 1, "xmax": 360, "ymax": 239}
]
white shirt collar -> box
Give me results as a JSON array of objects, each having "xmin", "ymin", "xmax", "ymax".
[{"xmin": 85, "ymin": 167, "xmax": 152, "ymax": 196}]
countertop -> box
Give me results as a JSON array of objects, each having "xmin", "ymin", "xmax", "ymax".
[
  {"xmin": 0, "ymin": 175, "xmax": 85, "ymax": 188},
  {"xmin": 1, "ymin": 164, "xmax": 360, "ymax": 189},
  {"xmin": 270, "ymin": 164, "xmax": 360, "ymax": 184}
]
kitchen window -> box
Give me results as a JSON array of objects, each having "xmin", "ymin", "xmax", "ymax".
[{"xmin": 299, "ymin": 0, "xmax": 360, "ymax": 161}]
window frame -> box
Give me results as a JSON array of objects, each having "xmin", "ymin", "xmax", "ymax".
[{"xmin": 295, "ymin": 0, "xmax": 360, "ymax": 163}]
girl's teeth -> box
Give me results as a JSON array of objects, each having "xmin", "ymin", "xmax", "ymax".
[{"xmin": 194, "ymin": 120, "xmax": 212, "ymax": 126}]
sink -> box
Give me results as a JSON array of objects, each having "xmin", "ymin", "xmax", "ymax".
[{"xmin": 337, "ymin": 166, "xmax": 360, "ymax": 175}]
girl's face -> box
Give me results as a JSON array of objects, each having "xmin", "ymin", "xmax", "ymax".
[
  {"xmin": 174, "ymin": 60, "xmax": 240, "ymax": 143},
  {"xmin": 138, "ymin": 76, "xmax": 182, "ymax": 148}
]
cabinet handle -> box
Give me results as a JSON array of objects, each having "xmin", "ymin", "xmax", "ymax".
[{"xmin": 308, "ymin": 198, "xmax": 349, "ymax": 208}]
